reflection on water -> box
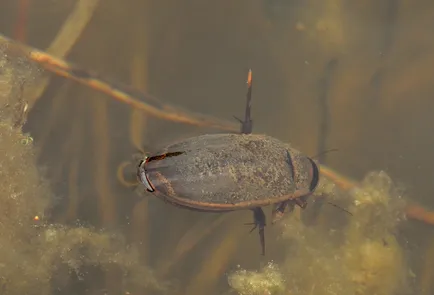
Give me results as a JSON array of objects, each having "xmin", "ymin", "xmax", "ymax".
[{"xmin": 1, "ymin": 0, "xmax": 434, "ymax": 294}]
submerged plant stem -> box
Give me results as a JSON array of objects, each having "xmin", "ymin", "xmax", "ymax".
[
  {"xmin": 0, "ymin": 34, "xmax": 239, "ymax": 132},
  {"xmin": 24, "ymin": 0, "xmax": 101, "ymax": 110}
]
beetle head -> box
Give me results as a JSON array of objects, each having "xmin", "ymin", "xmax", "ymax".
[{"xmin": 137, "ymin": 156, "xmax": 155, "ymax": 192}]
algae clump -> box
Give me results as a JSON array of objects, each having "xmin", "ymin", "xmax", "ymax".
[{"xmin": 0, "ymin": 51, "xmax": 167, "ymax": 295}]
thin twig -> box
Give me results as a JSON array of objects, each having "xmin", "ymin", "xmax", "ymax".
[
  {"xmin": 0, "ymin": 34, "xmax": 239, "ymax": 132},
  {"xmin": 25, "ymin": 0, "xmax": 101, "ymax": 110},
  {"xmin": 320, "ymin": 165, "xmax": 434, "ymax": 226}
]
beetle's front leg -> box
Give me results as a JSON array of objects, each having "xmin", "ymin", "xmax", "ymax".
[{"xmin": 245, "ymin": 207, "xmax": 266, "ymax": 255}]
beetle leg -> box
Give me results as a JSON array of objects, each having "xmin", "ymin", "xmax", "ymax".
[
  {"xmin": 252, "ymin": 207, "xmax": 266, "ymax": 256},
  {"xmin": 234, "ymin": 69, "xmax": 253, "ymax": 135},
  {"xmin": 271, "ymin": 201, "xmax": 296, "ymax": 224},
  {"xmin": 294, "ymin": 197, "xmax": 308, "ymax": 209},
  {"xmin": 271, "ymin": 201, "xmax": 287, "ymax": 224}
]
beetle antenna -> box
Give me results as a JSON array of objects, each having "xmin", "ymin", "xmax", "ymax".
[
  {"xmin": 325, "ymin": 201, "xmax": 353, "ymax": 216},
  {"xmin": 311, "ymin": 148, "xmax": 338, "ymax": 160}
]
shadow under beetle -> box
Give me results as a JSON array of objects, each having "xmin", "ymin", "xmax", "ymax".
[{"xmin": 136, "ymin": 70, "xmax": 320, "ymax": 255}]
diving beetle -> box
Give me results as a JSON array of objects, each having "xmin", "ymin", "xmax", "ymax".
[{"xmin": 136, "ymin": 70, "xmax": 320, "ymax": 255}]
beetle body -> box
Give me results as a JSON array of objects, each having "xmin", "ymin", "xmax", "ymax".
[
  {"xmin": 136, "ymin": 70, "xmax": 320, "ymax": 255},
  {"xmin": 139, "ymin": 133, "xmax": 316, "ymax": 212}
]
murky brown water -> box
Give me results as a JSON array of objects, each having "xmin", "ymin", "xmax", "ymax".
[{"xmin": 1, "ymin": 0, "xmax": 434, "ymax": 294}]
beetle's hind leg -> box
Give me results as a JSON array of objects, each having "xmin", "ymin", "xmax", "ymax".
[
  {"xmin": 272, "ymin": 201, "xmax": 294, "ymax": 224},
  {"xmin": 245, "ymin": 207, "xmax": 266, "ymax": 255},
  {"xmin": 271, "ymin": 198, "xmax": 308, "ymax": 224},
  {"xmin": 234, "ymin": 69, "xmax": 253, "ymax": 135}
]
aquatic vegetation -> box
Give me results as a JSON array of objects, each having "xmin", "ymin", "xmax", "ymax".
[
  {"xmin": 2, "ymin": 2, "xmax": 434, "ymax": 294},
  {"xmin": 0, "ymin": 60, "xmax": 167, "ymax": 295},
  {"xmin": 227, "ymin": 172, "xmax": 411, "ymax": 295},
  {"xmin": 228, "ymin": 262, "xmax": 285, "ymax": 295}
]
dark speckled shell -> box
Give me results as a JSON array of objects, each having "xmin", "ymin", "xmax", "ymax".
[{"xmin": 145, "ymin": 133, "xmax": 314, "ymax": 209}]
